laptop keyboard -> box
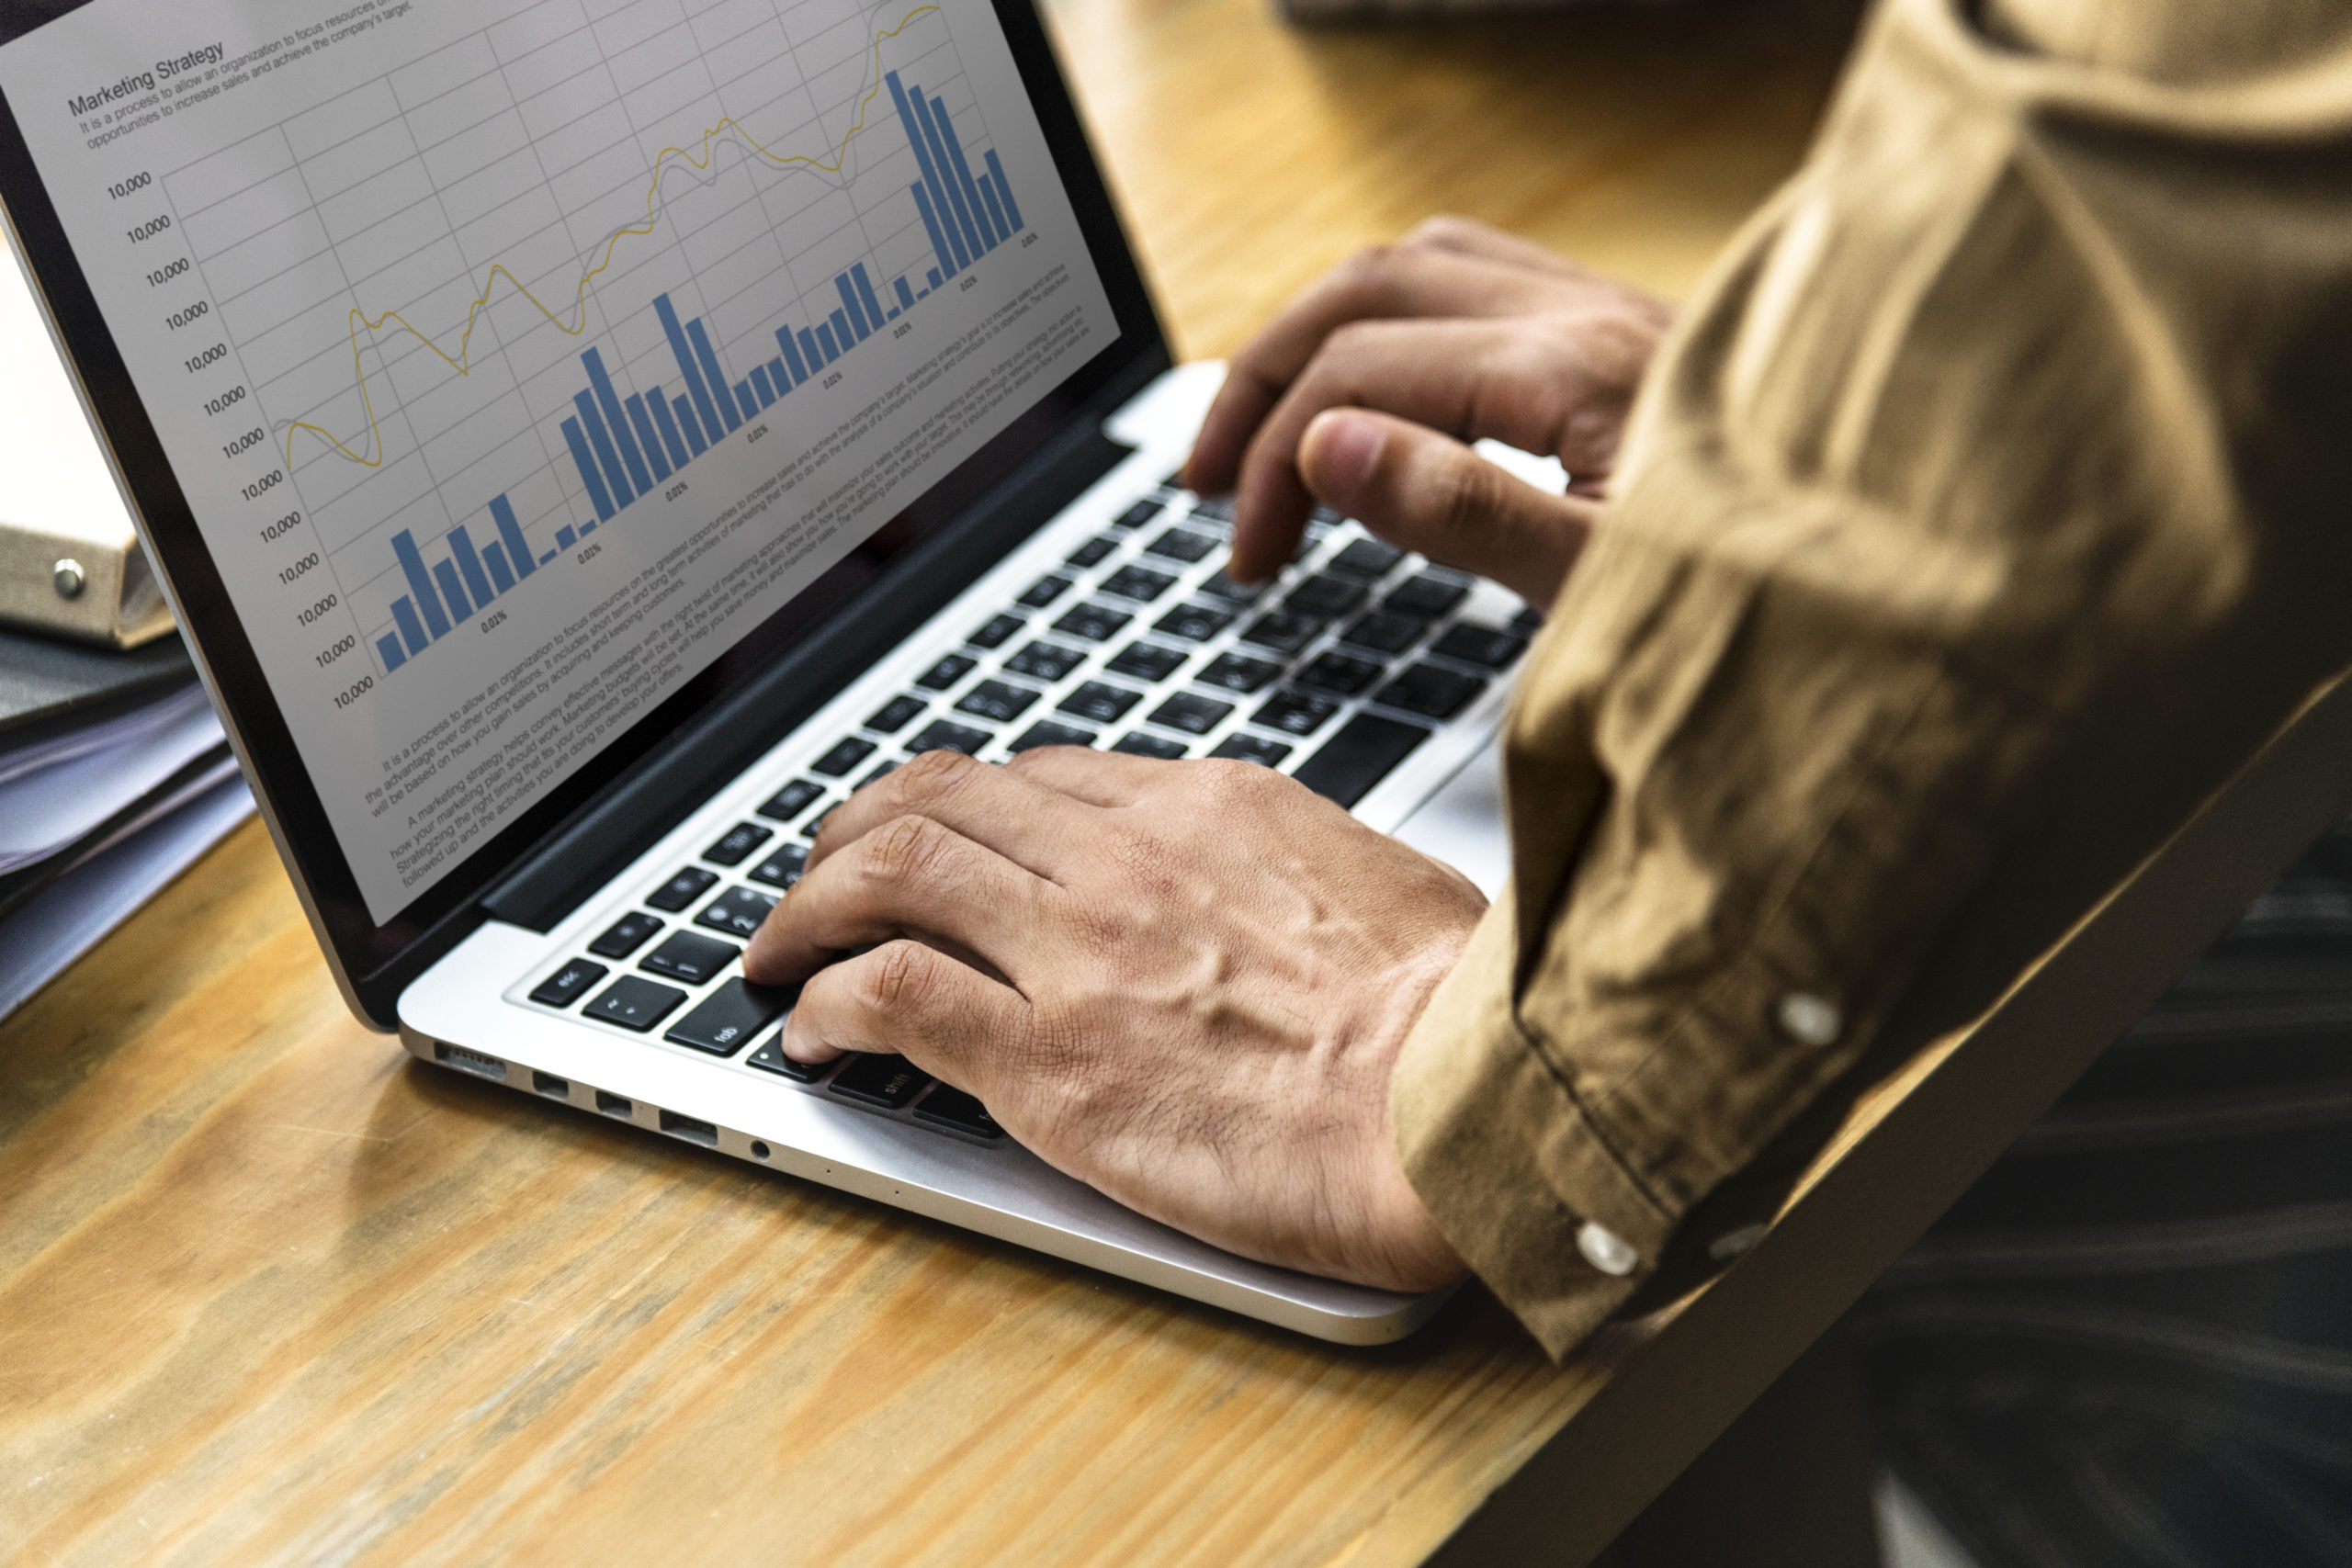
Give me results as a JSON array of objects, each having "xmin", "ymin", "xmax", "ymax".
[{"xmin": 515, "ymin": 477, "xmax": 1538, "ymax": 1147}]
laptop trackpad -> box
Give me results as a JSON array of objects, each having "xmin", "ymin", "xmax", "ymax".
[{"xmin": 1391, "ymin": 742, "xmax": 1510, "ymax": 902}]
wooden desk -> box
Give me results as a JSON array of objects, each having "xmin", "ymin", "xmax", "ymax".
[{"xmin": 0, "ymin": 2, "xmax": 1905, "ymax": 1562}]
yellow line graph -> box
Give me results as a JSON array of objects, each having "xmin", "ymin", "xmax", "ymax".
[{"xmin": 283, "ymin": 5, "xmax": 941, "ymax": 469}]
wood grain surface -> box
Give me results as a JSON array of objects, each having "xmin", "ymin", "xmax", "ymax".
[{"xmin": 0, "ymin": 2, "xmax": 1861, "ymax": 1562}]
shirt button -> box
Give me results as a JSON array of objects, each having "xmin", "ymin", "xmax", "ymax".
[
  {"xmin": 1577, "ymin": 1221, "xmax": 1639, "ymax": 1277},
  {"xmin": 1776, "ymin": 991, "xmax": 1842, "ymax": 1047}
]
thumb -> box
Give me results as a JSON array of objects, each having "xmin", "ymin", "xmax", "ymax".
[{"xmin": 1298, "ymin": 408, "xmax": 1595, "ymax": 607}]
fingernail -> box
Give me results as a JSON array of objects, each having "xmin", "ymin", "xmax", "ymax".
[{"xmin": 1303, "ymin": 410, "xmax": 1382, "ymax": 502}]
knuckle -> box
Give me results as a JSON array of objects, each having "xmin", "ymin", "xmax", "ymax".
[
  {"xmin": 863, "ymin": 811, "xmax": 953, "ymax": 886},
  {"xmin": 891, "ymin": 746, "xmax": 981, "ymax": 805},
  {"xmin": 1402, "ymin": 213, "xmax": 1476, "ymax": 250},
  {"xmin": 860, "ymin": 940, "xmax": 939, "ymax": 1017}
]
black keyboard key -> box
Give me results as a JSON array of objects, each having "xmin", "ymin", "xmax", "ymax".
[
  {"xmin": 912, "ymin": 1085, "xmax": 1006, "ymax": 1139},
  {"xmin": 956, "ymin": 680, "xmax": 1039, "ymax": 724},
  {"xmin": 800, "ymin": 805, "xmax": 836, "ymax": 841},
  {"xmin": 530, "ymin": 957, "xmax": 608, "ymax": 1008},
  {"xmin": 585, "ymin": 975, "xmax": 688, "ymax": 1032},
  {"xmin": 1016, "ymin": 574, "xmax": 1072, "ymax": 608},
  {"xmin": 1191, "ymin": 496, "xmax": 1236, "ymax": 524},
  {"xmin": 865, "ymin": 694, "xmax": 926, "ymax": 733},
  {"xmin": 1113, "ymin": 498, "xmax": 1164, "ymax": 530},
  {"xmin": 1431, "ymin": 623, "xmax": 1531, "ymax": 670},
  {"xmin": 1340, "ymin": 611, "xmax": 1423, "ymax": 655},
  {"xmin": 810, "ymin": 736, "xmax": 876, "ymax": 776},
  {"xmin": 757, "ymin": 778, "xmax": 826, "ymax": 821},
  {"xmin": 906, "ymin": 718, "xmax": 993, "ymax": 756},
  {"xmin": 589, "ymin": 910, "xmax": 664, "ymax": 958},
  {"xmin": 747, "ymin": 1034, "xmax": 826, "ymax": 1082},
  {"xmin": 1099, "ymin": 564, "xmax": 1177, "ymax": 603},
  {"xmin": 1253, "ymin": 688, "xmax": 1341, "ymax": 736},
  {"xmin": 640, "ymin": 929, "xmax": 740, "ymax": 985},
  {"xmin": 1054, "ymin": 603, "xmax": 1132, "ymax": 643},
  {"xmin": 1196, "ymin": 651, "xmax": 1283, "ymax": 694},
  {"xmin": 1209, "ymin": 733, "xmax": 1293, "ymax": 767},
  {"xmin": 1106, "ymin": 641, "xmax": 1187, "ymax": 682},
  {"xmin": 646, "ymin": 866, "xmax": 719, "ymax": 910},
  {"xmin": 1296, "ymin": 650, "xmax": 1385, "ymax": 696},
  {"xmin": 703, "ymin": 821, "xmax": 772, "ymax": 866},
  {"xmin": 1155, "ymin": 604, "xmax": 1235, "ymax": 643},
  {"xmin": 1145, "ymin": 527, "xmax": 1218, "ymax": 563},
  {"xmin": 1113, "ymin": 731, "xmax": 1189, "ymax": 759},
  {"xmin": 1328, "ymin": 537, "xmax": 1406, "ymax": 579},
  {"xmin": 1376, "ymin": 662, "xmax": 1487, "ymax": 719},
  {"xmin": 1385, "ymin": 573, "xmax": 1471, "ymax": 619},
  {"xmin": 915, "ymin": 652, "xmax": 977, "ymax": 690},
  {"xmin": 1149, "ymin": 692, "xmax": 1233, "ymax": 735},
  {"xmin": 1238, "ymin": 610, "xmax": 1323, "ymax": 655},
  {"xmin": 1066, "ymin": 536, "xmax": 1119, "ymax": 569},
  {"xmin": 1004, "ymin": 640, "xmax": 1086, "ymax": 682},
  {"xmin": 695, "ymin": 885, "xmax": 777, "ymax": 938},
  {"xmin": 1058, "ymin": 681, "xmax": 1142, "ymax": 724},
  {"xmin": 664, "ymin": 977, "xmax": 794, "ymax": 1056},
  {"xmin": 1510, "ymin": 606, "xmax": 1545, "ymax": 636},
  {"xmin": 1285, "ymin": 573, "xmax": 1368, "ymax": 620},
  {"xmin": 1308, "ymin": 503, "xmax": 1345, "ymax": 528},
  {"xmin": 1197, "ymin": 570, "xmax": 1270, "ymax": 604},
  {"xmin": 1010, "ymin": 720, "xmax": 1097, "ymax": 752},
  {"xmin": 968, "ymin": 614, "xmax": 1023, "ymax": 649},
  {"xmin": 749, "ymin": 843, "xmax": 808, "ymax": 888},
  {"xmin": 830, "ymin": 1053, "xmax": 928, "ymax": 1109},
  {"xmin": 1293, "ymin": 713, "xmax": 1433, "ymax": 807},
  {"xmin": 856, "ymin": 758, "xmax": 900, "ymax": 789}
]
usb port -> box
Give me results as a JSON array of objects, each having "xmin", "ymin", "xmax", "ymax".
[{"xmin": 532, "ymin": 1071, "xmax": 570, "ymax": 1099}]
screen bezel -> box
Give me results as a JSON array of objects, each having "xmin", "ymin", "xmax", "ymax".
[{"xmin": 0, "ymin": 0, "xmax": 1167, "ymax": 1019}]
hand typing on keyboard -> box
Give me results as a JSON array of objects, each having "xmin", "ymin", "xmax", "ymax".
[
  {"xmin": 741, "ymin": 745, "xmax": 1483, "ymax": 1294},
  {"xmin": 1183, "ymin": 215, "xmax": 1670, "ymax": 602}
]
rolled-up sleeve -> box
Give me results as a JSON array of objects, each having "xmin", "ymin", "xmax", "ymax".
[{"xmin": 1393, "ymin": 0, "xmax": 2352, "ymax": 1358}]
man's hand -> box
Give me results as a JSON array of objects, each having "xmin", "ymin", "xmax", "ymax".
[
  {"xmin": 1185, "ymin": 216, "xmax": 1672, "ymax": 604},
  {"xmin": 741, "ymin": 747, "xmax": 1485, "ymax": 1293}
]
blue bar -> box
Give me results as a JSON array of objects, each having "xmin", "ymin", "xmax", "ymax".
[
  {"xmin": 390, "ymin": 595, "xmax": 430, "ymax": 658},
  {"xmin": 888, "ymin": 73, "xmax": 966, "ymax": 274},
  {"xmin": 561, "ymin": 414, "xmax": 616, "ymax": 522},
  {"xmin": 814, "ymin": 321, "xmax": 839, "ymax": 364},
  {"xmin": 926, "ymin": 265, "xmax": 943, "ymax": 290},
  {"xmin": 834, "ymin": 274, "xmax": 870, "ymax": 341},
  {"xmin": 766, "ymin": 357, "xmax": 789, "ymax": 396},
  {"xmin": 910, "ymin": 183, "xmax": 960, "ymax": 279},
  {"xmin": 895, "ymin": 276, "xmax": 916, "ymax": 310},
  {"xmin": 984, "ymin": 150, "xmax": 1023, "ymax": 232},
  {"xmin": 655, "ymin": 295, "xmax": 725, "ymax": 445},
  {"xmin": 390, "ymin": 530, "xmax": 451, "ymax": 639},
  {"xmin": 910, "ymin": 88, "xmax": 982, "ymax": 265},
  {"xmin": 432, "ymin": 558, "xmax": 473, "ymax": 622},
  {"xmin": 920, "ymin": 89, "xmax": 991, "ymax": 254},
  {"xmin": 582, "ymin": 348, "xmax": 653, "ymax": 496},
  {"xmin": 733, "ymin": 379, "xmax": 757, "ymax": 420},
  {"xmin": 482, "ymin": 540, "xmax": 515, "ymax": 593},
  {"xmin": 854, "ymin": 265, "xmax": 888, "ymax": 333},
  {"xmin": 489, "ymin": 494, "xmax": 534, "ymax": 581},
  {"xmin": 797, "ymin": 326, "xmax": 824, "ymax": 369},
  {"xmin": 684, "ymin": 317, "xmax": 741, "ymax": 432},
  {"xmin": 448, "ymin": 524, "xmax": 496, "ymax": 609},
  {"xmin": 977, "ymin": 174, "xmax": 1012, "ymax": 247},
  {"xmin": 623, "ymin": 393, "xmax": 671, "ymax": 481},
  {"xmin": 572, "ymin": 392, "xmax": 634, "ymax": 510},
  {"xmin": 648, "ymin": 393, "xmax": 691, "ymax": 468},
  {"xmin": 555, "ymin": 524, "xmax": 576, "ymax": 550},
  {"xmin": 828, "ymin": 310, "xmax": 855, "ymax": 355},
  {"xmin": 777, "ymin": 328, "xmax": 808, "ymax": 385},
  {"xmin": 377, "ymin": 631, "xmax": 407, "ymax": 672},
  {"xmin": 750, "ymin": 364, "xmax": 775, "ymax": 405},
  {"xmin": 671, "ymin": 393, "xmax": 707, "ymax": 457}
]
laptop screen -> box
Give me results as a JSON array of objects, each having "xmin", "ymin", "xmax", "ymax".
[{"xmin": 0, "ymin": 0, "xmax": 1146, "ymax": 960}]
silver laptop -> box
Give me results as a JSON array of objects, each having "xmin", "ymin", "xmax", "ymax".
[{"xmin": 0, "ymin": 0, "xmax": 1531, "ymax": 1341}]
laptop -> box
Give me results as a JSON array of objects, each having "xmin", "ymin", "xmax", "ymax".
[{"xmin": 0, "ymin": 0, "xmax": 1534, "ymax": 1342}]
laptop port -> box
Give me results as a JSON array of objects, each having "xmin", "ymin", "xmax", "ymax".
[
  {"xmin": 659, "ymin": 1110, "xmax": 718, "ymax": 1147},
  {"xmin": 434, "ymin": 1043, "xmax": 507, "ymax": 1081},
  {"xmin": 532, "ymin": 1071, "xmax": 570, "ymax": 1099},
  {"xmin": 595, "ymin": 1090, "xmax": 633, "ymax": 1119}
]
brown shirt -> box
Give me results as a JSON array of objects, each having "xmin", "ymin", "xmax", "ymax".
[{"xmin": 1392, "ymin": 0, "xmax": 2352, "ymax": 1359}]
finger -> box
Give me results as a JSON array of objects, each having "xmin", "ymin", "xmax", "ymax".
[
  {"xmin": 1183, "ymin": 243, "xmax": 1583, "ymax": 502},
  {"xmin": 779, "ymin": 939, "xmax": 1027, "ymax": 1076},
  {"xmin": 1298, "ymin": 409, "xmax": 1600, "ymax": 605},
  {"xmin": 807, "ymin": 748, "xmax": 1096, "ymax": 882},
  {"xmin": 1001, "ymin": 743, "xmax": 1171, "ymax": 807},
  {"xmin": 744, "ymin": 809, "xmax": 1050, "ymax": 987},
  {"xmin": 1401, "ymin": 215, "xmax": 1594, "ymax": 278},
  {"xmin": 1227, "ymin": 316, "xmax": 1629, "ymax": 581}
]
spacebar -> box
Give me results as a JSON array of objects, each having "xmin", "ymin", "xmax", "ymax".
[{"xmin": 1292, "ymin": 713, "xmax": 1433, "ymax": 807}]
